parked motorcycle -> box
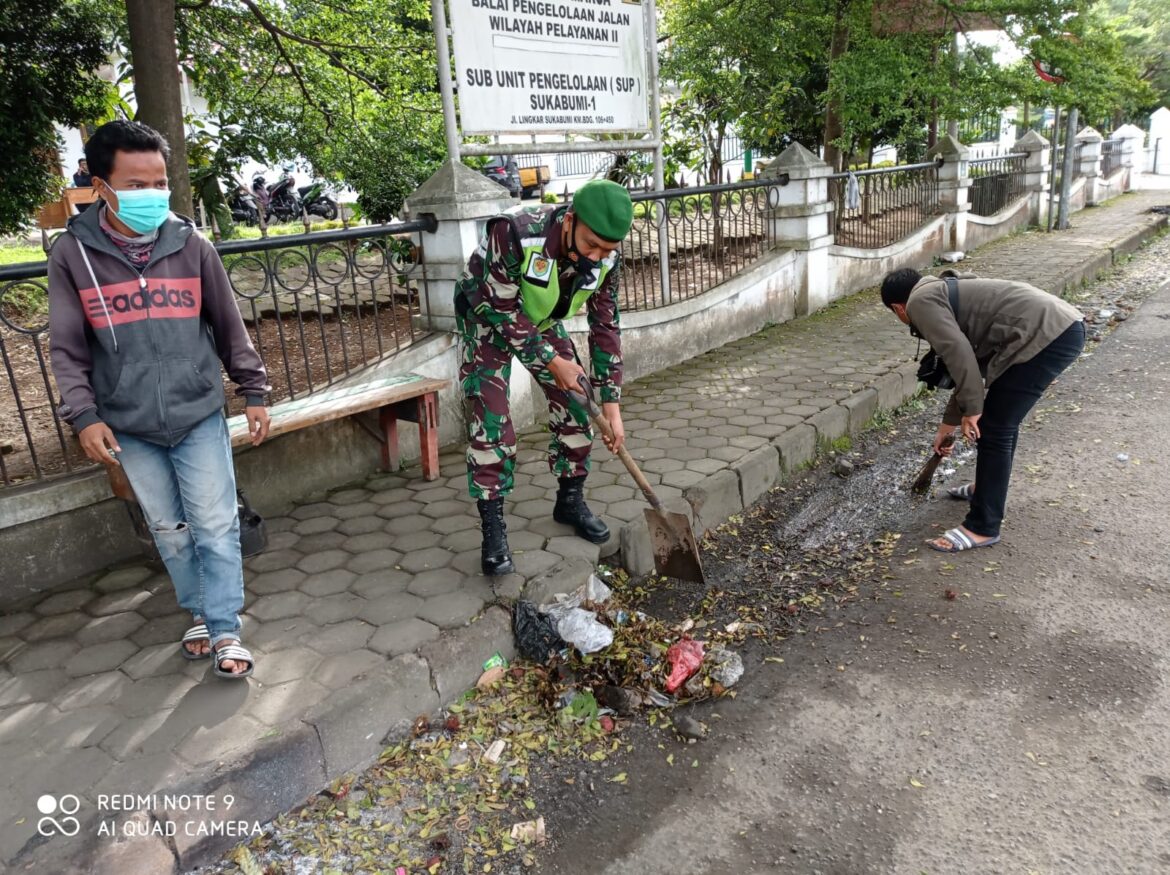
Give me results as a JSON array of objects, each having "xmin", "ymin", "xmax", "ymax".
[
  {"xmin": 252, "ymin": 169, "xmax": 300, "ymax": 223},
  {"xmin": 251, "ymin": 167, "xmax": 340, "ymax": 223},
  {"xmin": 227, "ymin": 179, "xmax": 259, "ymax": 226},
  {"xmin": 298, "ymin": 180, "xmax": 339, "ymax": 221}
]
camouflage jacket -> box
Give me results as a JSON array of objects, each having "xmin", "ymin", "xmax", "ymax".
[{"xmin": 454, "ymin": 204, "xmax": 623, "ymax": 403}]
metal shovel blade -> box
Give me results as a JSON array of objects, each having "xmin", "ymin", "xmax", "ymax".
[{"xmin": 643, "ymin": 508, "xmax": 706, "ymax": 584}]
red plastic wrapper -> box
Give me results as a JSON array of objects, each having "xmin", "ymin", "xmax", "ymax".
[{"xmin": 664, "ymin": 638, "xmax": 704, "ymax": 693}]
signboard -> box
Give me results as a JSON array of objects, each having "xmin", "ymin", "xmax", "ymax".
[{"xmin": 449, "ymin": 0, "xmax": 650, "ymax": 134}]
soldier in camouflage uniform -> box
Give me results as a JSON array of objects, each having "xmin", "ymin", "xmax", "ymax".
[{"xmin": 454, "ymin": 179, "xmax": 634, "ymax": 575}]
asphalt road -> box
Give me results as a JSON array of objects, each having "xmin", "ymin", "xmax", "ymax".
[{"xmin": 538, "ymin": 280, "xmax": 1170, "ymax": 875}]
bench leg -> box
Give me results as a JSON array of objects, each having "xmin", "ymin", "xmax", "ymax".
[
  {"xmin": 379, "ymin": 406, "xmax": 400, "ymax": 473},
  {"xmin": 418, "ymin": 393, "xmax": 440, "ymax": 481}
]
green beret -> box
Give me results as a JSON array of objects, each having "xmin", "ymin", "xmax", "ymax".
[{"xmin": 572, "ymin": 179, "xmax": 634, "ymax": 242}]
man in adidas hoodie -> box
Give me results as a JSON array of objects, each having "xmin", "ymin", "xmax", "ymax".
[{"xmin": 48, "ymin": 121, "xmax": 269, "ymax": 679}]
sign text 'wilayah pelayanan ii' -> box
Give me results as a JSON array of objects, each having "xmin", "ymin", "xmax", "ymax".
[{"xmin": 450, "ymin": 0, "xmax": 649, "ymax": 134}]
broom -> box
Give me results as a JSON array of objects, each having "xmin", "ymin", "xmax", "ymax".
[{"xmin": 910, "ymin": 432, "xmax": 956, "ymax": 495}]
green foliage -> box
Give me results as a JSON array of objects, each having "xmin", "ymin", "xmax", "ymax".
[
  {"xmin": 660, "ymin": 0, "xmax": 1154, "ymax": 170},
  {"xmin": 171, "ymin": 0, "xmax": 444, "ymax": 220},
  {"xmin": 1099, "ymin": 0, "xmax": 1170, "ymax": 111},
  {"xmin": 541, "ymin": 192, "xmax": 560, "ymax": 204},
  {"xmin": 0, "ymin": 0, "xmax": 115, "ymax": 234}
]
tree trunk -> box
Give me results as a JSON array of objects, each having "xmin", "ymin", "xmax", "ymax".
[
  {"xmin": 125, "ymin": 0, "xmax": 192, "ymax": 215},
  {"xmin": 709, "ymin": 126, "xmax": 725, "ymax": 257},
  {"xmin": 822, "ymin": 4, "xmax": 850, "ymax": 172},
  {"xmin": 927, "ymin": 45, "xmax": 939, "ymax": 149}
]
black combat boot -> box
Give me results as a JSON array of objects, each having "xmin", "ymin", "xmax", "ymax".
[
  {"xmin": 477, "ymin": 498, "xmax": 515, "ymax": 576},
  {"xmin": 553, "ymin": 475, "xmax": 610, "ymax": 543}
]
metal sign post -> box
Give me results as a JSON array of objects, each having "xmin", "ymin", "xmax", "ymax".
[
  {"xmin": 430, "ymin": 0, "xmax": 462, "ymax": 162},
  {"xmin": 1057, "ymin": 106, "xmax": 1078, "ymax": 230},
  {"xmin": 1046, "ymin": 105, "xmax": 1061, "ymax": 232},
  {"xmin": 643, "ymin": 0, "xmax": 671, "ymax": 303}
]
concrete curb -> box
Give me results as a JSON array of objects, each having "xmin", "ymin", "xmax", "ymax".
[
  {"xmin": 615, "ymin": 365, "xmax": 925, "ymax": 575},
  {"xmin": 66, "ymin": 605, "xmax": 523, "ymax": 873},
  {"xmin": 1051, "ymin": 213, "xmax": 1168, "ymax": 295}
]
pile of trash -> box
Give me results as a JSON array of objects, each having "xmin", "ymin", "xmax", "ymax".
[{"xmin": 510, "ymin": 573, "xmax": 745, "ymax": 722}]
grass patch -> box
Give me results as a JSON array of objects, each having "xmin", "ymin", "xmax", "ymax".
[
  {"xmin": 0, "ymin": 240, "xmax": 48, "ymax": 267},
  {"xmin": 0, "ymin": 282, "xmax": 48, "ymax": 321},
  {"xmin": 817, "ymin": 433, "xmax": 853, "ymax": 456}
]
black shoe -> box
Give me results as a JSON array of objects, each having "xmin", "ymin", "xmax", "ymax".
[
  {"xmin": 553, "ymin": 475, "xmax": 610, "ymax": 543},
  {"xmin": 477, "ymin": 498, "xmax": 515, "ymax": 576}
]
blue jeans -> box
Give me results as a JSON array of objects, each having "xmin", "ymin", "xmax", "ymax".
[
  {"xmin": 113, "ymin": 412, "xmax": 243, "ymax": 648},
  {"xmin": 965, "ymin": 321, "xmax": 1086, "ymax": 538}
]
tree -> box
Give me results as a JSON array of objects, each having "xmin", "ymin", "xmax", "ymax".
[
  {"xmin": 660, "ymin": 0, "xmax": 809, "ymax": 180},
  {"xmin": 1095, "ymin": 0, "xmax": 1168, "ymax": 121},
  {"xmin": 0, "ymin": 0, "xmax": 113, "ymax": 234},
  {"xmin": 125, "ymin": 0, "xmax": 192, "ymax": 215},
  {"xmin": 175, "ymin": 0, "xmax": 443, "ymax": 221},
  {"xmin": 84, "ymin": 0, "xmax": 443, "ymax": 222}
]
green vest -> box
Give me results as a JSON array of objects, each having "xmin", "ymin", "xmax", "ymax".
[{"xmin": 518, "ymin": 242, "xmax": 613, "ymax": 330}]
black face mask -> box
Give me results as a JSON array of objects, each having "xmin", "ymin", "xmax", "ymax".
[{"xmin": 565, "ymin": 218, "xmax": 598, "ymax": 288}]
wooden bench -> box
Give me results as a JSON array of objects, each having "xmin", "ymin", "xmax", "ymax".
[
  {"xmin": 107, "ymin": 372, "xmax": 449, "ymax": 556},
  {"xmin": 36, "ymin": 188, "xmax": 99, "ymax": 250},
  {"xmin": 226, "ymin": 372, "xmax": 450, "ymax": 479}
]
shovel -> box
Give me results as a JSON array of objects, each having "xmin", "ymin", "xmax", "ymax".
[
  {"xmin": 910, "ymin": 432, "xmax": 957, "ymax": 495},
  {"xmin": 569, "ymin": 375, "xmax": 706, "ymax": 584}
]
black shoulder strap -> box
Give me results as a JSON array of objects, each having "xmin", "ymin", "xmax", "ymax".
[{"xmin": 943, "ymin": 276, "xmax": 960, "ymax": 323}]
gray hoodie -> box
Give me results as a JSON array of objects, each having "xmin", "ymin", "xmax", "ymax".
[{"xmin": 48, "ymin": 206, "xmax": 268, "ymax": 446}]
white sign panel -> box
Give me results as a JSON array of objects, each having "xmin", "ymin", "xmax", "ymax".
[{"xmin": 450, "ymin": 0, "xmax": 649, "ymax": 134}]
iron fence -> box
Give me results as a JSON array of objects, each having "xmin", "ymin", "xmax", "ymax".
[
  {"xmin": 968, "ymin": 154, "xmax": 1028, "ymax": 217},
  {"xmin": 0, "ymin": 219, "xmax": 433, "ymax": 488},
  {"xmin": 1050, "ymin": 142, "xmax": 1084, "ymax": 190},
  {"xmin": 1101, "ymin": 139, "xmax": 1123, "ymax": 177},
  {"xmin": 610, "ymin": 174, "xmax": 790, "ymax": 311},
  {"xmin": 827, "ymin": 160, "xmax": 943, "ymax": 249},
  {"xmin": 554, "ymin": 151, "xmax": 614, "ymax": 178}
]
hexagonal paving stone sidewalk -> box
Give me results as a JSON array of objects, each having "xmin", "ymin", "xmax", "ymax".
[{"xmin": 4, "ymin": 188, "xmax": 1164, "ymax": 873}]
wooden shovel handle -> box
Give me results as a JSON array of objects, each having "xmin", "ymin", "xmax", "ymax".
[{"xmin": 570, "ymin": 377, "xmax": 665, "ymax": 513}]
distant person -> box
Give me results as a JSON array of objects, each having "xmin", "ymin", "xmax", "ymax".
[
  {"xmin": 880, "ymin": 267, "xmax": 1084, "ymax": 554},
  {"xmin": 72, "ymin": 159, "xmax": 93, "ymax": 212},
  {"xmin": 47, "ymin": 120, "xmax": 270, "ymax": 679},
  {"xmin": 72, "ymin": 159, "xmax": 92, "ymax": 188}
]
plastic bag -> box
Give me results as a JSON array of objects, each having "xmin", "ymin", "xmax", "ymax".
[
  {"xmin": 557, "ymin": 608, "xmax": 614, "ymax": 654},
  {"xmin": 540, "ymin": 574, "xmax": 614, "ymax": 623},
  {"xmin": 512, "ymin": 600, "xmax": 566, "ymax": 662},
  {"xmin": 664, "ymin": 638, "xmax": 704, "ymax": 693},
  {"xmin": 707, "ymin": 647, "xmax": 744, "ymax": 688}
]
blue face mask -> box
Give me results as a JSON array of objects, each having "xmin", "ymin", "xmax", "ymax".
[{"xmin": 109, "ymin": 188, "xmax": 171, "ymax": 235}]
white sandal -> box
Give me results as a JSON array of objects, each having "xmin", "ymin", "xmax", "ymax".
[
  {"xmin": 947, "ymin": 482, "xmax": 975, "ymax": 501},
  {"xmin": 180, "ymin": 623, "xmax": 211, "ymax": 660},
  {"xmin": 928, "ymin": 527, "xmax": 1000, "ymax": 553},
  {"xmin": 212, "ymin": 642, "xmax": 255, "ymax": 680}
]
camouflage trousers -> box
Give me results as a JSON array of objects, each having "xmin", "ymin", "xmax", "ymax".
[{"xmin": 457, "ymin": 310, "xmax": 593, "ymax": 500}]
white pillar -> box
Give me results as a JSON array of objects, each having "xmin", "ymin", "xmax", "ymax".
[
  {"xmin": 403, "ymin": 160, "xmax": 516, "ymax": 334},
  {"xmin": 1149, "ymin": 107, "xmax": 1170, "ymax": 175},
  {"xmin": 928, "ymin": 132, "xmax": 970, "ymax": 251},
  {"xmin": 1075, "ymin": 126, "xmax": 1104, "ymax": 205},
  {"xmin": 1112, "ymin": 123, "xmax": 1146, "ymax": 191},
  {"xmin": 1013, "ymin": 130, "xmax": 1050, "ymax": 226},
  {"xmin": 761, "ymin": 143, "xmax": 833, "ymax": 316}
]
